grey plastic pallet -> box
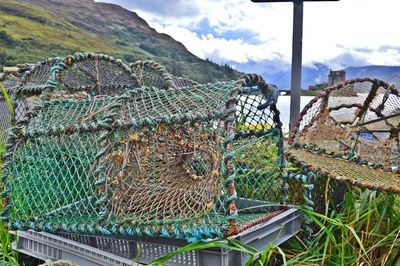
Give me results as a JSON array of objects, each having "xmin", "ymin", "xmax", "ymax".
[
  {"xmin": 12, "ymin": 208, "xmax": 301, "ymax": 266},
  {"xmin": 12, "ymin": 230, "xmax": 138, "ymax": 266}
]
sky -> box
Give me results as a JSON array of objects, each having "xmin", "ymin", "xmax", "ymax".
[{"xmin": 98, "ymin": 0, "xmax": 400, "ymax": 74}]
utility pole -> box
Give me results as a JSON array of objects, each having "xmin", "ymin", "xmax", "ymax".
[{"xmin": 251, "ymin": 0, "xmax": 339, "ymax": 131}]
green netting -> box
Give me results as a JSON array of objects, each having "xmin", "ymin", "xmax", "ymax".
[
  {"xmin": 0, "ymin": 80, "xmax": 15, "ymax": 151},
  {"xmin": 233, "ymin": 133, "xmax": 282, "ymax": 202},
  {"xmin": 14, "ymin": 53, "xmax": 139, "ymax": 98},
  {"xmin": 1, "ymin": 69, "xmax": 27, "ymax": 128},
  {"xmin": 16, "ymin": 58, "xmax": 62, "ymax": 96},
  {"xmin": 9, "ymin": 131, "xmax": 101, "ymax": 221},
  {"xmin": 0, "ymin": 72, "xmax": 23, "ymax": 93},
  {"xmin": 51, "ymin": 52, "xmax": 139, "ymax": 97},
  {"xmin": 2, "ymin": 54, "xmax": 284, "ymax": 241},
  {"xmin": 130, "ymin": 60, "xmax": 176, "ymax": 90},
  {"xmin": 130, "ymin": 60, "xmax": 198, "ymax": 89}
]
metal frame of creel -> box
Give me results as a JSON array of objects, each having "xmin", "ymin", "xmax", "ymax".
[{"xmin": 12, "ymin": 208, "xmax": 301, "ymax": 266}]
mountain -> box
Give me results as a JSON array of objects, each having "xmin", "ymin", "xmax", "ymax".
[
  {"xmin": 262, "ymin": 63, "xmax": 330, "ymax": 90},
  {"xmin": 0, "ymin": 0, "xmax": 241, "ymax": 83},
  {"xmin": 345, "ymin": 66, "xmax": 400, "ymax": 85},
  {"xmin": 262, "ymin": 64, "xmax": 400, "ymax": 90}
]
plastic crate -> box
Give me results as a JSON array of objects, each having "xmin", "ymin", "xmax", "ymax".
[{"xmin": 12, "ymin": 208, "xmax": 301, "ymax": 266}]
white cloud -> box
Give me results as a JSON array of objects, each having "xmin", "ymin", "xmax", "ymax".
[
  {"xmin": 99, "ymin": 0, "xmax": 400, "ymax": 70},
  {"xmin": 97, "ymin": 0, "xmax": 201, "ymax": 18},
  {"xmin": 147, "ymin": 22, "xmax": 290, "ymax": 65}
]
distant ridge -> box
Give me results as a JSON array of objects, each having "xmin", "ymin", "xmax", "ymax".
[
  {"xmin": 262, "ymin": 64, "xmax": 400, "ymax": 90},
  {"xmin": 346, "ymin": 65, "xmax": 400, "ymax": 86},
  {"xmin": 0, "ymin": 0, "xmax": 241, "ymax": 83}
]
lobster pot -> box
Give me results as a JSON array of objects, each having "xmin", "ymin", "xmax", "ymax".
[
  {"xmin": 286, "ymin": 78, "xmax": 400, "ymax": 226},
  {"xmin": 3, "ymin": 74, "xmax": 286, "ymax": 241},
  {"xmin": 290, "ymin": 79, "xmax": 400, "ymax": 168}
]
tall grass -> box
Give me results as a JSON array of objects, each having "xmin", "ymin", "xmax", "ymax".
[
  {"xmin": 0, "ymin": 223, "xmax": 18, "ymax": 266},
  {"xmin": 148, "ymin": 237, "xmax": 287, "ymax": 266},
  {"xmin": 285, "ymin": 189, "xmax": 400, "ymax": 265},
  {"xmin": 0, "ymin": 155, "xmax": 19, "ymax": 266},
  {"xmin": 149, "ymin": 189, "xmax": 400, "ymax": 265},
  {"xmin": 0, "ymin": 144, "xmax": 20, "ymax": 265}
]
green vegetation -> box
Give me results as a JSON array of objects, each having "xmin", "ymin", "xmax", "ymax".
[
  {"xmin": 302, "ymin": 82, "xmax": 328, "ymax": 96},
  {"xmin": 285, "ymin": 189, "xmax": 399, "ymax": 265},
  {"xmin": 0, "ymin": 214, "xmax": 18, "ymax": 265},
  {"xmin": 149, "ymin": 237, "xmax": 288, "ymax": 266},
  {"xmin": 301, "ymin": 89, "xmax": 322, "ymax": 96},
  {"xmin": 0, "ymin": 0, "xmax": 242, "ymax": 83},
  {"xmin": 233, "ymin": 135, "xmax": 282, "ymax": 202},
  {"xmin": 0, "ymin": 156, "xmax": 19, "ymax": 265},
  {"xmin": 149, "ymin": 188, "xmax": 400, "ymax": 265},
  {"xmin": 0, "ymin": 145, "xmax": 18, "ymax": 265}
]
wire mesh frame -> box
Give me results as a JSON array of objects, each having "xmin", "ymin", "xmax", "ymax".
[{"xmin": 2, "ymin": 74, "xmax": 285, "ymax": 240}]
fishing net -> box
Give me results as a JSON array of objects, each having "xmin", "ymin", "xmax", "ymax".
[
  {"xmin": 0, "ymin": 72, "xmax": 26, "ymax": 146},
  {"xmin": 171, "ymin": 75, "xmax": 198, "ymax": 88},
  {"xmin": 3, "ymin": 68, "xmax": 285, "ymax": 241},
  {"xmin": 131, "ymin": 60, "xmax": 176, "ymax": 89},
  {"xmin": 232, "ymin": 93, "xmax": 283, "ymax": 203},
  {"xmin": 130, "ymin": 60, "xmax": 198, "ymax": 89},
  {"xmin": 9, "ymin": 53, "xmax": 141, "ymax": 128},
  {"xmin": 0, "ymin": 98, "xmax": 12, "ymax": 146},
  {"xmin": 3, "ymin": 58, "xmax": 63, "ymax": 123},
  {"xmin": 51, "ymin": 53, "xmax": 140, "ymax": 97},
  {"xmin": 0, "ymin": 73, "xmax": 23, "ymax": 92},
  {"xmin": 16, "ymin": 58, "xmax": 62, "ymax": 96}
]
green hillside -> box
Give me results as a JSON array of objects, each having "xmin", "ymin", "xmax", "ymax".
[{"xmin": 0, "ymin": 0, "xmax": 241, "ymax": 83}]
